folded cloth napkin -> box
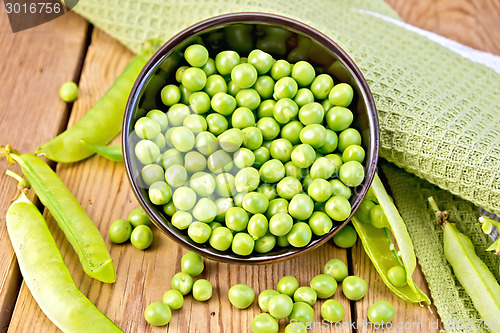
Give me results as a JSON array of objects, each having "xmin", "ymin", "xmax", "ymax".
[{"xmin": 71, "ymin": 0, "xmax": 500, "ymax": 218}]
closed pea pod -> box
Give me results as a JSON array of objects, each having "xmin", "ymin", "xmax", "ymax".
[
  {"xmin": 1, "ymin": 147, "xmax": 115, "ymax": 283},
  {"xmin": 5, "ymin": 173, "xmax": 122, "ymax": 332}
]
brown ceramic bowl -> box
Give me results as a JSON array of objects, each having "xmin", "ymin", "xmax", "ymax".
[{"xmin": 123, "ymin": 13, "xmax": 379, "ymax": 264}]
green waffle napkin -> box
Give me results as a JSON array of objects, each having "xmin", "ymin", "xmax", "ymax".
[{"xmin": 71, "ymin": 0, "xmax": 500, "ymax": 217}]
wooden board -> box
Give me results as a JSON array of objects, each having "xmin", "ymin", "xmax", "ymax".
[
  {"xmin": 0, "ymin": 10, "xmax": 88, "ymax": 331},
  {"xmin": 1, "ymin": 1, "xmax": 500, "ymax": 332}
]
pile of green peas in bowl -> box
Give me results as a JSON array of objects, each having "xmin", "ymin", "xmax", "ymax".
[{"xmin": 123, "ymin": 13, "xmax": 379, "ymax": 263}]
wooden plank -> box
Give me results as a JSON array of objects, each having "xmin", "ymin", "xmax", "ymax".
[{"xmin": 0, "ymin": 10, "xmax": 88, "ymax": 331}]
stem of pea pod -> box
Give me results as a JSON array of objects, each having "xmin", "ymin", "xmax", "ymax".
[{"xmin": 428, "ymin": 196, "xmax": 450, "ymax": 227}]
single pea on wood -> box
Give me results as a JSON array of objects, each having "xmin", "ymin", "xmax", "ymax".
[{"xmin": 130, "ymin": 44, "xmax": 367, "ymax": 257}]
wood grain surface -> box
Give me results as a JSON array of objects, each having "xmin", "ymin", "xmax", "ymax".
[{"xmin": 0, "ymin": 0, "xmax": 499, "ymax": 332}]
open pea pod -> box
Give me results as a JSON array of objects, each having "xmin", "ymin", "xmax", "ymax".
[{"xmin": 353, "ymin": 173, "xmax": 431, "ymax": 305}]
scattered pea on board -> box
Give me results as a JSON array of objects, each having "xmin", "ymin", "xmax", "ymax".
[
  {"xmin": 429, "ymin": 197, "xmax": 500, "ymax": 332},
  {"xmin": 5, "ymin": 172, "xmax": 122, "ymax": 332}
]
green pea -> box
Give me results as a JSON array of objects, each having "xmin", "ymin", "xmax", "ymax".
[
  {"xmin": 187, "ymin": 221, "xmax": 212, "ymax": 244},
  {"xmin": 301, "ymin": 174, "xmax": 314, "ymax": 192},
  {"xmin": 247, "ymin": 214, "xmax": 269, "ymax": 239},
  {"xmin": 291, "ymin": 144, "xmax": 316, "ymax": 168},
  {"xmin": 233, "ymin": 148, "xmax": 255, "ymax": 169},
  {"xmin": 128, "ymin": 207, "xmax": 150, "ymax": 228},
  {"xmin": 338, "ymin": 128, "xmax": 362, "ymax": 152},
  {"xmin": 354, "ymin": 199, "xmax": 376, "ymax": 224},
  {"xmin": 339, "ymin": 160, "xmax": 365, "ymax": 187},
  {"xmin": 288, "ymin": 194, "xmax": 314, "ymax": 220},
  {"xmin": 259, "ymin": 159, "xmax": 285, "ymax": 183},
  {"xmin": 227, "ymin": 80, "xmax": 242, "ymax": 96},
  {"xmin": 322, "ymin": 99, "xmax": 333, "ymax": 112},
  {"xmin": 325, "ymin": 196, "xmax": 351, "ymax": 221},
  {"xmin": 149, "ymin": 181, "xmax": 172, "ymax": 205},
  {"xmin": 266, "ymin": 198, "xmax": 289, "ymax": 219},
  {"xmin": 175, "ymin": 66, "xmax": 188, "ymax": 83},
  {"xmin": 232, "ymin": 232, "xmax": 255, "ymax": 256},
  {"xmin": 181, "ymin": 251, "xmax": 204, "ymax": 277},
  {"xmin": 108, "ymin": 219, "xmax": 132, "ymax": 244},
  {"xmin": 141, "ymin": 164, "xmax": 164, "ymax": 186},
  {"xmin": 215, "ymin": 50, "xmax": 240, "ymax": 75},
  {"xmin": 205, "ymin": 74, "xmax": 228, "ymax": 97},
  {"xmin": 150, "ymin": 133, "xmax": 166, "ymax": 152},
  {"xmin": 333, "ymin": 225, "xmax": 357, "ymax": 248},
  {"xmin": 236, "ymin": 89, "xmax": 261, "ymax": 110},
  {"xmin": 254, "ymin": 75, "xmax": 275, "ymax": 99},
  {"xmin": 179, "ymin": 84, "xmax": 192, "ymax": 105},
  {"xmin": 248, "ymin": 49, "xmax": 273, "ymax": 75},
  {"xmin": 192, "ymin": 279, "xmax": 212, "ymax": 301},
  {"xmin": 387, "ymin": 265, "xmax": 407, "ymax": 287},
  {"xmin": 130, "ymin": 225, "xmax": 153, "ymax": 250},
  {"xmin": 281, "ymin": 121, "xmax": 304, "ymax": 145},
  {"xmin": 184, "ymin": 151, "xmax": 207, "ymax": 173},
  {"xmin": 287, "ymin": 222, "xmax": 312, "ymax": 247},
  {"xmin": 184, "ymin": 44, "xmax": 209, "ymax": 67},
  {"xmin": 161, "ymin": 148, "xmax": 182, "ymax": 170},
  {"xmin": 268, "ymin": 294, "xmax": 294, "ymax": 319},
  {"xmin": 215, "ymin": 173, "xmax": 236, "ymax": 197},
  {"xmin": 288, "ymin": 302, "xmax": 314, "ymax": 324},
  {"xmin": 329, "ymin": 83, "xmax": 353, "ymax": 107},
  {"xmin": 298, "ymin": 102, "xmax": 324, "ymax": 125},
  {"xmin": 310, "ymin": 74, "xmax": 334, "ymax": 99},
  {"xmin": 225, "ymin": 207, "xmax": 249, "ymax": 232},
  {"xmin": 173, "ymin": 187, "xmax": 197, "ymax": 211},
  {"xmin": 318, "ymin": 130, "xmax": 338, "ymax": 154},
  {"xmin": 294, "ymin": 88, "xmax": 314, "ymax": 107},
  {"xmin": 261, "ymin": 140, "xmax": 273, "ymax": 150},
  {"xmin": 310, "ymin": 274, "xmax": 337, "ymax": 299},
  {"xmin": 161, "ymin": 85, "xmax": 181, "ymax": 107},
  {"xmin": 269, "ymin": 213, "xmax": 293, "ymax": 236},
  {"xmin": 165, "ymin": 164, "xmax": 187, "ymax": 188},
  {"xmin": 324, "ymin": 258, "xmax": 348, "ymax": 282},
  {"xmin": 231, "ymin": 63, "xmax": 258, "ymax": 89},
  {"xmin": 252, "ymin": 313, "xmax": 279, "ymax": 333},
  {"xmin": 188, "ymin": 172, "xmax": 215, "ymax": 197},
  {"xmin": 342, "ymin": 275, "xmax": 367, "ymax": 300},
  {"xmin": 213, "ymin": 198, "xmax": 233, "ymax": 222},
  {"xmin": 270, "ymin": 59, "xmax": 292, "ymax": 80},
  {"xmin": 308, "ymin": 178, "xmax": 332, "ymax": 203},
  {"xmin": 326, "ymin": 106, "xmax": 353, "ymax": 132},
  {"xmin": 311, "ymin": 156, "xmax": 336, "ymax": 180},
  {"xmin": 211, "ymin": 92, "xmax": 237, "ymax": 116},
  {"xmin": 284, "ymin": 322, "xmax": 307, "ymax": 333},
  {"xmin": 276, "ymin": 177, "xmax": 302, "ymax": 200},
  {"xmin": 181, "ymin": 67, "xmax": 207, "ymax": 92},
  {"xmin": 277, "ymin": 235, "xmax": 290, "ymax": 247},
  {"xmin": 209, "ymin": 226, "xmax": 233, "ymax": 251},
  {"xmin": 234, "ymin": 167, "xmax": 260, "ymax": 192},
  {"xmin": 171, "ymin": 127, "xmax": 195, "ymax": 152},
  {"xmin": 59, "ymin": 81, "xmax": 78, "ymax": 102},
  {"xmin": 207, "ymin": 150, "xmax": 233, "ymax": 174},
  {"xmin": 163, "ymin": 201, "xmax": 176, "ymax": 216},
  {"xmin": 195, "ymin": 131, "xmax": 219, "ymax": 156},
  {"xmin": 321, "ymin": 300, "xmax": 344, "ymax": 323},
  {"xmin": 273, "ymin": 77, "xmax": 298, "ymax": 100},
  {"xmin": 171, "ymin": 272, "xmax": 194, "ymax": 295},
  {"xmin": 284, "ymin": 161, "xmax": 304, "ymax": 179},
  {"xmin": 201, "ymin": 58, "xmax": 216, "ymax": 76},
  {"xmin": 171, "ymin": 211, "xmax": 193, "ymax": 230},
  {"xmin": 189, "ymin": 91, "xmax": 211, "ymax": 114},
  {"xmin": 293, "ymin": 286, "xmax": 317, "ymax": 306},
  {"xmin": 192, "ymin": 198, "xmax": 217, "ymax": 223},
  {"xmin": 308, "ymin": 211, "xmax": 333, "ymax": 236},
  {"xmin": 257, "ymin": 99, "xmax": 276, "ymax": 118},
  {"xmin": 242, "ymin": 127, "xmax": 263, "ymax": 150},
  {"xmin": 144, "ymin": 302, "xmax": 171, "ymax": 326},
  {"xmin": 277, "ymin": 276, "xmax": 299, "ymax": 297},
  {"xmin": 233, "ymin": 192, "xmax": 246, "ymax": 208},
  {"xmin": 256, "ymin": 117, "xmax": 280, "ymax": 141},
  {"xmin": 291, "ymin": 61, "xmax": 316, "ymax": 87},
  {"xmin": 218, "ymin": 128, "xmax": 244, "ymax": 152},
  {"xmin": 258, "ymin": 289, "xmax": 280, "ymax": 312},
  {"xmin": 273, "ymin": 98, "xmax": 299, "ymax": 124},
  {"xmin": 162, "ymin": 289, "xmax": 184, "ymax": 310},
  {"xmin": 242, "ymin": 192, "xmax": 269, "ymax": 215},
  {"xmin": 166, "ymin": 104, "xmax": 189, "ymax": 127},
  {"xmin": 146, "ymin": 109, "xmax": 169, "ymax": 131},
  {"xmin": 231, "ymin": 107, "xmax": 255, "ymax": 129},
  {"xmin": 330, "ymin": 179, "xmax": 351, "ymax": 200},
  {"xmin": 254, "ymin": 233, "xmax": 276, "ymax": 253},
  {"xmin": 367, "ymin": 301, "xmax": 395, "ymax": 324},
  {"xmin": 135, "ymin": 140, "xmax": 160, "ymax": 164},
  {"xmin": 342, "ymin": 144, "xmax": 365, "ymax": 163}
]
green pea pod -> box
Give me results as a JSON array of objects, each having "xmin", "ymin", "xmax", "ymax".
[
  {"xmin": 81, "ymin": 140, "xmax": 123, "ymax": 162},
  {"xmin": 1, "ymin": 146, "xmax": 115, "ymax": 283},
  {"xmin": 353, "ymin": 173, "xmax": 431, "ymax": 305},
  {"xmin": 35, "ymin": 40, "xmax": 161, "ymax": 163},
  {"xmin": 352, "ymin": 217, "xmax": 430, "ymax": 304},
  {"xmin": 5, "ymin": 174, "xmax": 123, "ymax": 333},
  {"xmin": 429, "ymin": 197, "xmax": 500, "ymax": 331}
]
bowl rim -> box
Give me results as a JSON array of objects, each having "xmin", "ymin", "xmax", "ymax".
[{"xmin": 123, "ymin": 12, "xmax": 379, "ymax": 264}]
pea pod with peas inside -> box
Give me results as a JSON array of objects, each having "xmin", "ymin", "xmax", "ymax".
[
  {"xmin": 352, "ymin": 173, "xmax": 431, "ymax": 304},
  {"xmin": 1, "ymin": 145, "xmax": 116, "ymax": 283},
  {"xmin": 429, "ymin": 197, "xmax": 500, "ymax": 331},
  {"xmin": 35, "ymin": 40, "xmax": 161, "ymax": 163},
  {"xmin": 5, "ymin": 172, "xmax": 122, "ymax": 333}
]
